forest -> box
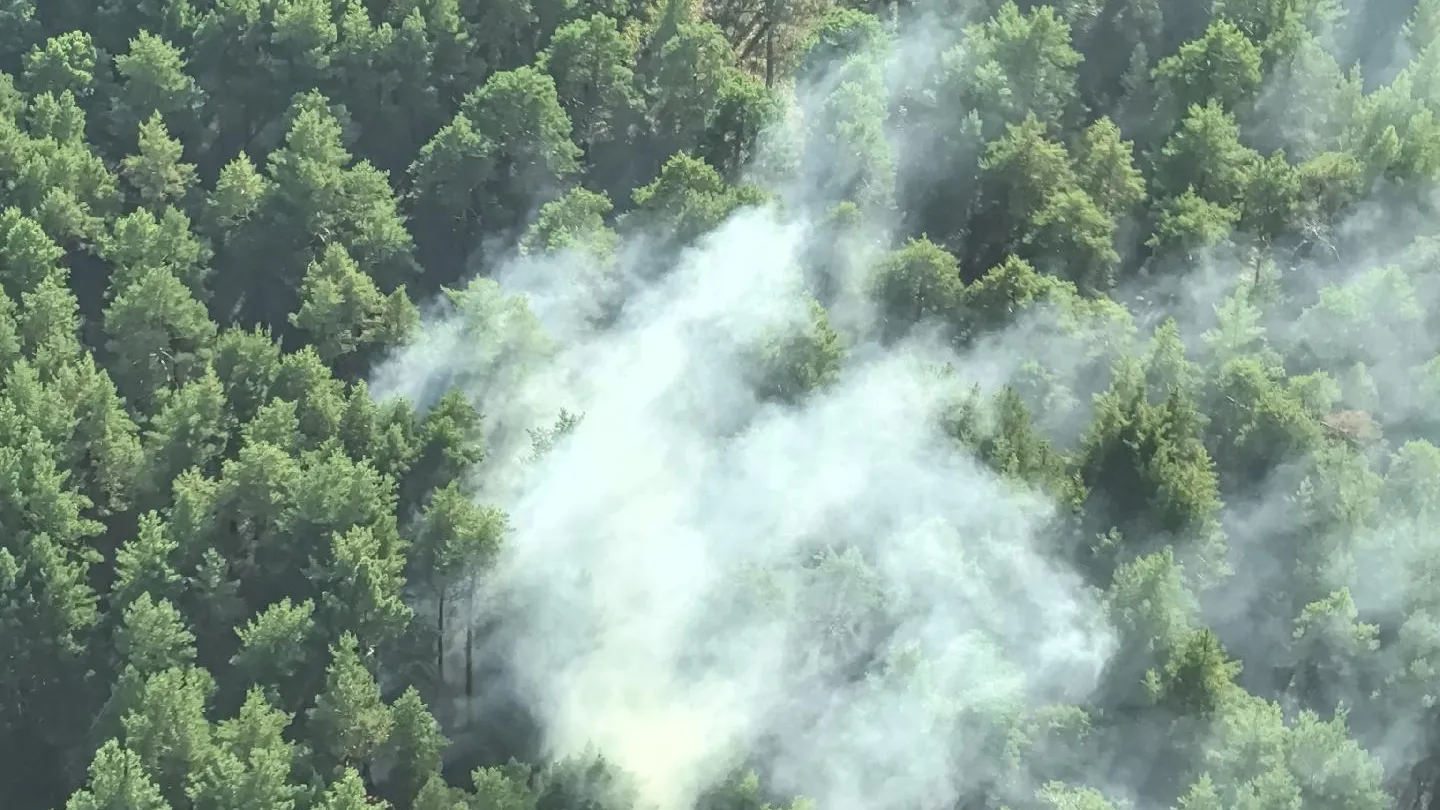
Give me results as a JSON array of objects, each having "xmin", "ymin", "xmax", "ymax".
[{"xmin": 6, "ymin": 0, "xmax": 1440, "ymax": 808}]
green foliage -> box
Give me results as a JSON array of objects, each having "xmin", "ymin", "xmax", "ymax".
[
  {"xmin": 188, "ymin": 688, "xmax": 304, "ymax": 810},
  {"xmin": 1146, "ymin": 189, "xmax": 1238, "ymax": 261},
  {"xmin": 289, "ymin": 244, "xmax": 419, "ymax": 371},
  {"xmin": 0, "ymin": 207, "xmax": 65, "ymax": 299},
  {"xmin": 748, "ymin": 296, "xmax": 846, "ymax": 403},
  {"xmin": 1071, "ymin": 117, "xmax": 1146, "ymax": 219},
  {"xmin": 231, "ymin": 597, "xmax": 316, "ymax": 709},
  {"xmin": 1077, "ymin": 354, "xmax": 1227, "ymax": 586},
  {"xmin": 383, "ymin": 688, "xmax": 448, "ymax": 809},
  {"xmin": 65, "ymin": 741, "xmax": 171, "ymax": 810},
  {"xmin": 1153, "ymin": 101, "xmax": 1259, "ymax": 204},
  {"xmin": 944, "ymin": 1, "xmax": 1083, "ymax": 136},
  {"xmin": 410, "ymin": 64, "xmax": 582, "ymax": 255},
  {"xmin": 308, "ymin": 632, "xmax": 395, "ymax": 775},
  {"xmin": 1152, "ymin": 20, "xmax": 1262, "ymax": 113},
  {"xmin": 541, "ymin": 14, "xmax": 642, "ymax": 151},
  {"xmin": 520, "ymin": 187, "xmax": 621, "ymax": 261},
  {"xmin": 121, "ymin": 114, "xmax": 197, "ymax": 211},
  {"xmin": 1145, "ymin": 628, "xmax": 1242, "ymax": 719},
  {"xmin": 23, "ymin": 32, "xmax": 96, "ymax": 99},
  {"xmin": 627, "ymin": 151, "xmax": 767, "ymax": 246},
  {"xmin": 866, "ymin": 237, "xmax": 965, "ymax": 341}
]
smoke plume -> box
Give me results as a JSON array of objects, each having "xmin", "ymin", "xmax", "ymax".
[{"xmin": 369, "ymin": 28, "xmax": 1122, "ymax": 806}]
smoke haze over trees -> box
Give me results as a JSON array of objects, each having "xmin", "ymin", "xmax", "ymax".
[{"xmin": 7, "ymin": 0, "xmax": 1440, "ymax": 809}]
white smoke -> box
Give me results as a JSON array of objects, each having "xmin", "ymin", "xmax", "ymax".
[
  {"xmin": 371, "ymin": 192, "xmax": 1118, "ymax": 810},
  {"xmin": 365, "ymin": 10, "xmax": 1131, "ymax": 808}
]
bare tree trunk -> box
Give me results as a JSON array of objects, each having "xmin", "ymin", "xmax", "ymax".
[
  {"xmin": 765, "ymin": 25, "xmax": 776, "ymax": 87},
  {"xmin": 437, "ymin": 588, "xmax": 446, "ymax": 688}
]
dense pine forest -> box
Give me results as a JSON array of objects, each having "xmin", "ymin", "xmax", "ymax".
[{"xmin": 11, "ymin": 0, "xmax": 1440, "ymax": 808}]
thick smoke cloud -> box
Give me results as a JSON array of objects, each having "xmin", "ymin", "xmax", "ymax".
[
  {"xmin": 374, "ymin": 199, "xmax": 1117, "ymax": 810},
  {"xmin": 368, "ymin": 23, "xmax": 1122, "ymax": 805}
]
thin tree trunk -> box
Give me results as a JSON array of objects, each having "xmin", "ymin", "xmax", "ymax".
[
  {"xmin": 437, "ymin": 589, "xmax": 446, "ymax": 688},
  {"xmin": 465, "ymin": 581, "xmax": 475, "ymax": 698},
  {"xmin": 765, "ymin": 26, "xmax": 775, "ymax": 87},
  {"xmin": 464, "ymin": 625, "xmax": 475, "ymax": 697}
]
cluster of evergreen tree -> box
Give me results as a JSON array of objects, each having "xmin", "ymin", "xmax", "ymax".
[{"xmin": 6, "ymin": 0, "xmax": 1440, "ymax": 808}]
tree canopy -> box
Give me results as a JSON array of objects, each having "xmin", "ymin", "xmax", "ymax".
[{"xmin": 3, "ymin": 2, "xmax": 1440, "ymax": 810}]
